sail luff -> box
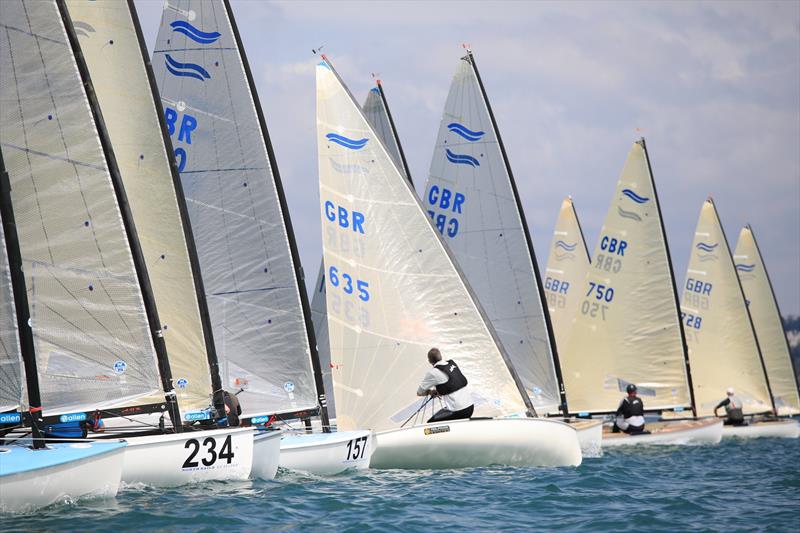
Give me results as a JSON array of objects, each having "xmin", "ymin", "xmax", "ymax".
[
  {"xmin": 0, "ymin": 152, "xmax": 42, "ymax": 439},
  {"xmin": 738, "ymin": 225, "xmax": 800, "ymax": 412},
  {"xmin": 375, "ymin": 81, "xmax": 413, "ymax": 184},
  {"xmin": 467, "ymin": 52, "xmax": 565, "ymax": 414},
  {"xmin": 57, "ymin": 0, "xmax": 181, "ymax": 427},
  {"xmin": 221, "ymin": 0, "xmax": 329, "ymax": 429},
  {"xmin": 640, "ymin": 138, "xmax": 696, "ymax": 417}
]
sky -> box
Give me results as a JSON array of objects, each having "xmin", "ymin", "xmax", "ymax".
[{"xmin": 134, "ymin": 0, "xmax": 800, "ymax": 316}]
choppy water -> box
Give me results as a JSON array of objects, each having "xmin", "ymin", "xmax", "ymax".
[{"xmin": 5, "ymin": 438, "xmax": 799, "ymax": 532}]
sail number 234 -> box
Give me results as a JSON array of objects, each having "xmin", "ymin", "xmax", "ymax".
[{"xmin": 183, "ymin": 435, "xmax": 234, "ymax": 469}]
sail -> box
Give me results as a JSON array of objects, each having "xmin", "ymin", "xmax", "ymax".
[
  {"xmin": 317, "ymin": 57, "xmax": 529, "ymax": 433},
  {"xmin": 65, "ymin": 0, "xmax": 213, "ymax": 416},
  {"xmin": 314, "ymin": 82, "xmax": 411, "ymax": 420},
  {"xmin": 152, "ymin": 0, "xmax": 318, "ymax": 417},
  {"xmin": 0, "ymin": 0, "xmax": 161, "ymax": 415},
  {"xmin": 0, "ymin": 209, "xmax": 24, "ymax": 412},
  {"xmin": 423, "ymin": 54, "xmax": 561, "ymax": 414},
  {"xmin": 544, "ymin": 197, "xmax": 591, "ymax": 350},
  {"xmin": 681, "ymin": 200, "xmax": 774, "ymax": 416},
  {"xmin": 560, "ymin": 140, "xmax": 692, "ymax": 414},
  {"xmin": 733, "ymin": 226, "xmax": 800, "ymax": 415}
]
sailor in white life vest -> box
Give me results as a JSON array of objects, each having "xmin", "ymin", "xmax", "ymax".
[
  {"xmin": 714, "ymin": 387, "xmax": 745, "ymax": 426},
  {"xmin": 613, "ymin": 383, "xmax": 646, "ymax": 434},
  {"xmin": 416, "ymin": 348, "xmax": 475, "ymax": 423}
]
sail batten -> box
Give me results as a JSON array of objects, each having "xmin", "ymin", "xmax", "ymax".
[
  {"xmin": 559, "ymin": 140, "xmax": 692, "ymax": 414},
  {"xmin": 318, "ymin": 57, "xmax": 529, "ymax": 433},
  {"xmin": 0, "ymin": 0, "xmax": 162, "ymax": 415},
  {"xmin": 422, "ymin": 54, "xmax": 561, "ymax": 414},
  {"xmin": 153, "ymin": 0, "xmax": 320, "ymax": 419},
  {"xmin": 681, "ymin": 201, "xmax": 774, "ymax": 416}
]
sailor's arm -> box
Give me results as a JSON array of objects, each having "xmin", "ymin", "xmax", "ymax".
[
  {"xmin": 713, "ymin": 397, "xmax": 729, "ymax": 415},
  {"xmin": 417, "ymin": 368, "xmax": 442, "ymax": 396}
]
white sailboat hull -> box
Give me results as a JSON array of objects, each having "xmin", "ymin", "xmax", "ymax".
[
  {"xmin": 279, "ymin": 430, "xmax": 372, "ymax": 475},
  {"xmin": 370, "ymin": 418, "xmax": 582, "ymax": 469},
  {"xmin": 602, "ymin": 418, "xmax": 723, "ymax": 447},
  {"xmin": 570, "ymin": 419, "xmax": 604, "ymax": 457},
  {"xmin": 0, "ymin": 442, "xmax": 125, "ymax": 514},
  {"xmin": 722, "ymin": 419, "xmax": 799, "ymax": 439},
  {"xmin": 251, "ymin": 430, "xmax": 282, "ymax": 480},
  {"xmin": 119, "ymin": 427, "xmax": 254, "ymax": 487}
]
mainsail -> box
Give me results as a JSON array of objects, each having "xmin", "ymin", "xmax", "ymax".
[
  {"xmin": 544, "ymin": 197, "xmax": 591, "ymax": 351},
  {"xmin": 65, "ymin": 0, "xmax": 215, "ymax": 417},
  {"xmin": 313, "ymin": 80, "xmax": 411, "ymax": 420},
  {"xmin": 0, "ymin": 208, "xmax": 23, "ymax": 412},
  {"xmin": 559, "ymin": 140, "xmax": 693, "ymax": 414},
  {"xmin": 153, "ymin": 0, "xmax": 323, "ymax": 420},
  {"xmin": 317, "ymin": 56, "xmax": 530, "ymax": 433},
  {"xmin": 733, "ymin": 225, "xmax": 800, "ymax": 415},
  {"xmin": 681, "ymin": 200, "xmax": 774, "ymax": 416},
  {"xmin": 0, "ymin": 0, "xmax": 162, "ymax": 415},
  {"xmin": 423, "ymin": 53, "xmax": 562, "ymax": 414}
]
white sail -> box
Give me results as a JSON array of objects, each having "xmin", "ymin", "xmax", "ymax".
[
  {"xmin": 734, "ymin": 226, "xmax": 800, "ymax": 415},
  {"xmin": 544, "ymin": 197, "xmax": 591, "ymax": 351},
  {"xmin": 152, "ymin": 0, "xmax": 319, "ymax": 418},
  {"xmin": 314, "ymin": 82, "xmax": 410, "ymax": 420},
  {"xmin": 317, "ymin": 57, "xmax": 529, "ymax": 433},
  {"xmin": 423, "ymin": 54, "xmax": 561, "ymax": 414},
  {"xmin": 0, "ymin": 209, "xmax": 24, "ymax": 412},
  {"xmin": 560, "ymin": 140, "xmax": 692, "ymax": 414},
  {"xmin": 0, "ymin": 0, "xmax": 161, "ymax": 415},
  {"xmin": 65, "ymin": 0, "xmax": 213, "ymax": 416},
  {"xmin": 681, "ymin": 200, "xmax": 773, "ymax": 416}
]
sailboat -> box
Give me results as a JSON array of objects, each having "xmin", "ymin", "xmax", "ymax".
[
  {"xmin": 317, "ymin": 55, "xmax": 581, "ymax": 469},
  {"xmin": 422, "ymin": 50, "xmax": 602, "ymax": 454},
  {"xmin": 560, "ymin": 140, "xmax": 722, "ymax": 446},
  {"xmin": 152, "ymin": 0, "xmax": 370, "ymax": 475},
  {"xmin": 734, "ymin": 225, "xmax": 800, "ymax": 419},
  {"xmin": 681, "ymin": 200, "xmax": 798, "ymax": 438},
  {"xmin": 313, "ymin": 77, "xmax": 413, "ymax": 424},
  {"xmin": 0, "ymin": 153, "xmax": 126, "ymax": 513},
  {"xmin": 544, "ymin": 197, "xmax": 591, "ymax": 350}
]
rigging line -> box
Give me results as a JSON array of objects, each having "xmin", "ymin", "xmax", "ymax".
[
  {"xmin": 0, "ymin": 142, "xmax": 105, "ymax": 172},
  {"xmin": 210, "ymin": 285, "xmax": 289, "ymax": 296}
]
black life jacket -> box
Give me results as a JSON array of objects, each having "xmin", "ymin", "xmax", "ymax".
[
  {"xmin": 223, "ymin": 391, "xmax": 242, "ymax": 427},
  {"xmin": 620, "ymin": 397, "xmax": 644, "ymax": 418},
  {"xmin": 434, "ymin": 360, "xmax": 468, "ymax": 396}
]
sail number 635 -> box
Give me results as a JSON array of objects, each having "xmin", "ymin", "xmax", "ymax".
[{"xmin": 328, "ymin": 265, "xmax": 370, "ymax": 301}]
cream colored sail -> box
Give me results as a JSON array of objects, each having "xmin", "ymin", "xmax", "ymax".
[
  {"xmin": 544, "ymin": 197, "xmax": 590, "ymax": 350},
  {"xmin": 733, "ymin": 225, "xmax": 799, "ymax": 415},
  {"xmin": 681, "ymin": 200, "xmax": 773, "ymax": 416},
  {"xmin": 65, "ymin": 0, "xmax": 213, "ymax": 416},
  {"xmin": 317, "ymin": 58, "xmax": 529, "ymax": 432},
  {"xmin": 560, "ymin": 140, "xmax": 692, "ymax": 414}
]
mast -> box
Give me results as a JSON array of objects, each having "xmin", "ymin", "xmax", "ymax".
[
  {"xmin": 0, "ymin": 151, "xmax": 44, "ymax": 448},
  {"xmin": 708, "ymin": 198, "xmax": 776, "ymax": 413},
  {"xmin": 224, "ymin": 0, "xmax": 330, "ymax": 431},
  {"xmin": 640, "ymin": 138, "xmax": 697, "ymax": 417},
  {"xmin": 375, "ymin": 81, "xmax": 413, "ymax": 185},
  {"xmin": 127, "ymin": 0, "xmax": 225, "ymax": 425},
  {"xmin": 746, "ymin": 224, "xmax": 800, "ymax": 396},
  {"xmin": 466, "ymin": 51, "xmax": 568, "ymax": 415},
  {"xmin": 57, "ymin": 0, "xmax": 182, "ymax": 430},
  {"xmin": 570, "ymin": 198, "xmax": 592, "ymax": 265}
]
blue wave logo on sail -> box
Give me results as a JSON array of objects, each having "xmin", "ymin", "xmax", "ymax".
[
  {"xmin": 165, "ymin": 54, "xmax": 211, "ymax": 81},
  {"xmin": 326, "ymin": 133, "xmax": 368, "ymax": 150},
  {"xmin": 736, "ymin": 263, "xmax": 756, "ymax": 272},
  {"xmin": 621, "ymin": 188, "xmax": 649, "ymax": 204},
  {"xmin": 445, "ymin": 148, "xmax": 480, "ymax": 167},
  {"xmin": 554, "ymin": 240, "xmax": 577, "ymax": 252},
  {"xmin": 696, "ymin": 242, "xmax": 718, "ymax": 253},
  {"xmin": 170, "ymin": 20, "xmax": 221, "ymax": 44},
  {"xmin": 447, "ymin": 122, "xmax": 485, "ymax": 142}
]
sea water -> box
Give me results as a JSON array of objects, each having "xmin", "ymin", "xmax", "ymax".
[{"xmin": 5, "ymin": 437, "xmax": 798, "ymax": 532}]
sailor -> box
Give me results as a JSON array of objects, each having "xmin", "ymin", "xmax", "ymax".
[
  {"xmin": 222, "ymin": 390, "xmax": 242, "ymax": 427},
  {"xmin": 613, "ymin": 384, "xmax": 646, "ymax": 434},
  {"xmin": 714, "ymin": 387, "xmax": 745, "ymax": 426},
  {"xmin": 416, "ymin": 348, "xmax": 474, "ymax": 423}
]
